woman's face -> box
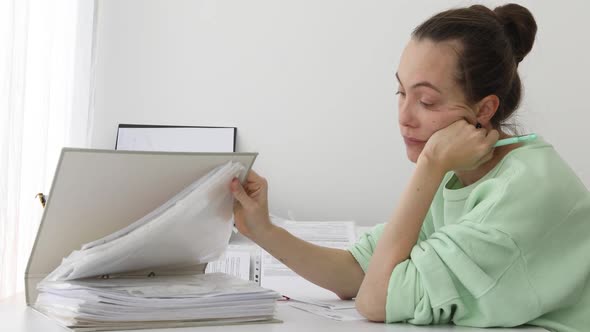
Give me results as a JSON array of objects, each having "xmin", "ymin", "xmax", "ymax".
[{"xmin": 396, "ymin": 38, "xmax": 476, "ymax": 163}]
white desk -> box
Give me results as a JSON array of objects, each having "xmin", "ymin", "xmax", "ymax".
[{"xmin": 1, "ymin": 294, "xmax": 548, "ymax": 332}]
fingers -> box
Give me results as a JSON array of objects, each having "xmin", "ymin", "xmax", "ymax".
[
  {"xmin": 246, "ymin": 169, "xmax": 264, "ymax": 182},
  {"xmin": 464, "ymin": 114, "xmax": 479, "ymax": 127},
  {"xmin": 485, "ymin": 129, "xmax": 500, "ymax": 147},
  {"xmin": 245, "ymin": 170, "xmax": 268, "ymax": 196},
  {"xmin": 231, "ymin": 178, "xmax": 254, "ymax": 209},
  {"xmin": 474, "ymin": 129, "xmax": 498, "ymax": 167}
]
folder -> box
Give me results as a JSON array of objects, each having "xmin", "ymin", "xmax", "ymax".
[
  {"xmin": 115, "ymin": 124, "xmax": 237, "ymax": 153},
  {"xmin": 24, "ymin": 148, "xmax": 260, "ymax": 314}
]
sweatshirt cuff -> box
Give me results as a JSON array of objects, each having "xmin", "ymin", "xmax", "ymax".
[
  {"xmin": 347, "ymin": 245, "xmax": 370, "ymax": 273},
  {"xmin": 386, "ymin": 259, "xmax": 424, "ymax": 323}
]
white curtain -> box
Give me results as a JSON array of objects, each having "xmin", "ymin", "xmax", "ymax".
[{"xmin": 0, "ymin": 0, "xmax": 95, "ymax": 299}]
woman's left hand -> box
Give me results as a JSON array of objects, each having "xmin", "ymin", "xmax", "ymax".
[{"xmin": 419, "ymin": 119, "xmax": 500, "ymax": 172}]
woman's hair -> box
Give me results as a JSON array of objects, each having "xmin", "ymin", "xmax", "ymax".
[{"xmin": 413, "ymin": 4, "xmax": 537, "ymax": 129}]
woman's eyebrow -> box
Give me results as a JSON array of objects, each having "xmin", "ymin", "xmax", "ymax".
[
  {"xmin": 395, "ymin": 72, "xmax": 404, "ymax": 88},
  {"xmin": 395, "ymin": 72, "xmax": 442, "ymax": 93}
]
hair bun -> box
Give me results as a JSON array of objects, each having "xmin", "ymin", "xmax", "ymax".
[{"xmin": 494, "ymin": 4, "xmax": 537, "ymax": 64}]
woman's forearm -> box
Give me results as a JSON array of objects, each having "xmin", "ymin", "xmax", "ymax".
[
  {"xmin": 356, "ymin": 158, "xmax": 447, "ymax": 321},
  {"xmin": 252, "ymin": 224, "xmax": 365, "ymax": 300}
]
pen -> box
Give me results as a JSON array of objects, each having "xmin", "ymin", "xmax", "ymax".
[{"xmin": 494, "ymin": 133, "xmax": 537, "ymax": 147}]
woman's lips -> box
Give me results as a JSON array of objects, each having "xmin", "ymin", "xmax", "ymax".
[{"xmin": 403, "ymin": 136, "xmax": 426, "ymax": 146}]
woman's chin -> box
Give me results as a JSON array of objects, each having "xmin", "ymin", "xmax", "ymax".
[{"xmin": 405, "ymin": 147, "xmax": 421, "ymax": 164}]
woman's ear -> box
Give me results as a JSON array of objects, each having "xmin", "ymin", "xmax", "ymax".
[{"xmin": 476, "ymin": 95, "xmax": 500, "ymax": 127}]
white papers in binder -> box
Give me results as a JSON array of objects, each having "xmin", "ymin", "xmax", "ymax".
[
  {"xmin": 205, "ymin": 245, "xmax": 251, "ymax": 281},
  {"xmin": 45, "ymin": 161, "xmax": 245, "ymax": 282},
  {"xmin": 203, "ymin": 229, "xmax": 264, "ymax": 283},
  {"xmin": 36, "ymin": 273, "xmax": 281, "ymax": 329},
  {"xmin": 35, "ymin": 158, "xmax": 281, "ymax": 331}
]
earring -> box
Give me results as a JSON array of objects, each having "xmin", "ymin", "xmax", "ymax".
[{"xmin": 476, "ymin": 122, "xmax": 482, "ymax": 129}]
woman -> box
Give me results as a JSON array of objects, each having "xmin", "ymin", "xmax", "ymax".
[{"xmin": 230, "ymin": 4, "xmax": 590, "ymax": 331}]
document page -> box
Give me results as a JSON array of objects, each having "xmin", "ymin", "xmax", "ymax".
[
  {"xmin": 45, "ymin": 162, "xmax": 244, "ymax": 282},
  {"xmin": 205, "ymin": 245, "xmax": 252, "ymax": 281},
  {"xmin": 260, "ymin": 219, "xmax": 357, "ymax": 303},
  {"xmin": 262, "ymin": 220, "xmax": 356, "ymax": 278}
]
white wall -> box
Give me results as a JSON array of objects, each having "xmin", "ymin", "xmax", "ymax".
[{"xmin": 90, "ymin": 0, "xmax": 590, "ymax": 225}]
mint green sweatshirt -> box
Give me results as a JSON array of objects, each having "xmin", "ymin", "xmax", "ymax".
[{"xmin": 349, "ymin": 138, "xmax": 590, "ymax": 332}]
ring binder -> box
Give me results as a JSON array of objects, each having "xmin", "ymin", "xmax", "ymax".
[
  {"xmin": 253, "ymin": 253, "xmax": 261, "ymax": 285},
  {"xmin": 25, "ymin": 148, "xmax": 258, "ymax": 306},
  {"xmin": 25, "ymin": 148, "xmax": 283, "ymax": 330},
  {"xmin": 35, "ymin": 193, "xmax": 46, "ymax": 208}
]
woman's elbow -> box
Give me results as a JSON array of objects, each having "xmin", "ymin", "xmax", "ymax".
[
  {"xmin": 336, "ymin": 292, "xmax": 354, "ymax": 300},
  {"xmin": 355, "ymin": 291, "xmax": 386, "ymax": 322}
]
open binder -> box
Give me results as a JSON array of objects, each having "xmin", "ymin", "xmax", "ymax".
[{"xmin": 25, "ymin": 148, "xmax": 281, "ymax": 330}]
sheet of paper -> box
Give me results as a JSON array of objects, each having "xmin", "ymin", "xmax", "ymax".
[
  {"xmin": 261, "ymin": 275, "xmax": 336, "ymax": 299},
  {"xmin": 261, "ymin": 220, "xmax": 356, "ymax": 278},
  {"xmin": 289, "ymin": 302, "xmax": 365, "ymax": 321},
  {"xmin": 116, "ymin": 126, "xmax": 235, "ymax": 153},
  {"xmin": 290, "ymin": 296, "xmax": 356, "ymax": 310},
  {"xmin": 205, "ymin": 245, "xmax": 251, "ymax": 281},
  {"xmin": 260, "ymin": 219, "xmax": 357, "ymax": 307}
]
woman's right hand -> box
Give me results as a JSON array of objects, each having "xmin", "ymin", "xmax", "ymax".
[
  {"xmin": 231, "ymin": 170, "xmax": 273, "ymax": 240},
  {"xmin": 419, "ymin": 119, "xmax": 498, "ymax": 172}
]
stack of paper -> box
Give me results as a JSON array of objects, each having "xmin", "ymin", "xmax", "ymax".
[
  {"xmin": 35, "ymin": 161, "xmax": 281, "ymax": 331},
  {"xmin": 36, "ymin": 274, "xmax": 281, "ymax": 331}
]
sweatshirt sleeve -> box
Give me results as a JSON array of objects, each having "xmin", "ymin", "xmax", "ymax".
[
  {"xmin": 348, "ymin": 223, "xmax": 385, "ymax": 273},
  {"xmin": 349, "ymin": 210, "xmax": 434, "ymax": 273},
  {"xmin": 386, "ymin": 221, "xmax": 541, "ymax": 327}
]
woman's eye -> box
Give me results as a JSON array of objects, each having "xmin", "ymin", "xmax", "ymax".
[
  {"xmin": 420, "ymin": 100, "xmax": 433, "ymax": 107},
  {"xmin": 395, "ymin": 91, "xmax": 406, "ymax": 97}
]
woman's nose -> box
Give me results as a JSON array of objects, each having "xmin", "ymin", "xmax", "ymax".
[{"xmin": 398, "ymin": 101, "xmax": 419, "ymax": 128}]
